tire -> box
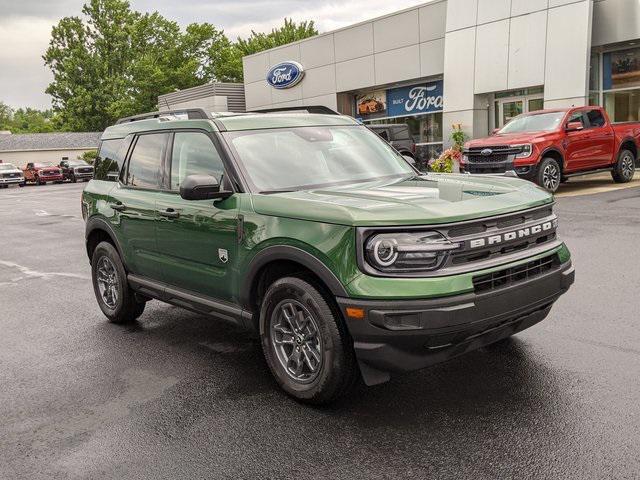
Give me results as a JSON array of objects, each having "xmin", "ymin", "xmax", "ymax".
[
  {"xmin": 260, "ymin": 276, "xmax": 358, "ymax": 404},
  {"xmin": 91, "ymin": 241, "xmax": 145, "ymax": 324},
  {"xmin": 36, "ymin": 176, "xmax": 44, "ymax": 186},
  {"xmin": 611, "ymin": 149, "xmax": 635, "ymax": 183},
  {"xmin": 71, "ymin": 174, "xmax": 77, "ymax": 183},
  {"xmin": 536, "ymin": 157, "xmax": 561, "ymax": 193},
  {"xmin": 19, "ymin": 182, "xmax": 25, "ymax": 188}
]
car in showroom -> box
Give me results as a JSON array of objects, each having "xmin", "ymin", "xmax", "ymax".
[
  {"xmin": 59, "ymin": 159, "xmax": 95, "ymax": 182},
  {"xmin": 23, "ymin": 162, "xmax": 64, "ymax": 185},
  {"xmin": 368, "ymin": 124, "xmax": 417, "ymax": 161},
  {"xmin": 462, "ymin": 106, "xmax": 640, "ymax": 192},
  {"xmin": 0, "ymin": 162, "xmax": 25, "ymax": 188},
  {"xmin": 82, "ymin": 108, "xmax": 574, "ymax": 404}
]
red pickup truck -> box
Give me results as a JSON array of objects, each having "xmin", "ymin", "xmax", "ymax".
[
  {"xmin": 462, "ymin": 106, "xmax": 640, "ymax": 192},
  {"xmin": 22, "ymin": 162, "xmax": 64, "ymax": 185}
]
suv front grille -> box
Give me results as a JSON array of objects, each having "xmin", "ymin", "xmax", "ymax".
[
  {"xmin": 464, "ymin": 145, "xmax": 522, "ymax": 174},
  {"xmin": 473, "ymin": 254, "xmax": 560, "ymax": 293}
]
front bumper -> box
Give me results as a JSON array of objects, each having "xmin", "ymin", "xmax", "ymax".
[
  {"xmin": 337, "ymin": 259, "xmax": 574, "ymax": 385},
  {"xmin": 72, "ymin": 171, "xmax": 94, "ymax": 179},
  {"xmin": 38, "ymin": 174, "xmax": 64, "ymax": 182},
  {"xmin": 0, "ymin": 176, "xmax": 24, "ymax": 184}
]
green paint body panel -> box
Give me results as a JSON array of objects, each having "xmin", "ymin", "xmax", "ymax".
[{"xmin": 85, "ymin": 112, "xmax": 571, "ymax": 312}]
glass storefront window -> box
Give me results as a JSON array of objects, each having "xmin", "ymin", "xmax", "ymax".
[
  {"xmin": 367, "ymin": 112, "xmax": 443, "ymax": 171},
  {"xmin": 604, "ymin": 89, "xmax": 640, "ymax": 122},
  {"xmin": 604, "ymin": 47, "xmax": 640, "ymax": 90},
  {"xmin": 589, "ymin": 52, "xmax": 600, "ymax": 91}
]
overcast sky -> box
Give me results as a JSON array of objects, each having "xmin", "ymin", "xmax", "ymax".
[{"xmin": 0, "ymin": 0, "xmax": 428, "ymax": 110}]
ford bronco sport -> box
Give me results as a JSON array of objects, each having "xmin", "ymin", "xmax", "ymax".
[{"xmin": 82, "ymin": 108, "xmax": 574, "ymax": 404}]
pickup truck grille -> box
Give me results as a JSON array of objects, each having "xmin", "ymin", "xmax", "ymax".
[
  {"xmin": 463, "ymin": 145, "xmax": 522, "ymax": 174},
  {"xmin": 473, "ymin": 253, "xmax": 560, "ymax": 293},
  {"xmin": 77, "ymin": 167, "xmax": 93, "ymax": 174},
  {"xmin": 1, "ymin": 173, "xmax": 21, "ymax": 178}
]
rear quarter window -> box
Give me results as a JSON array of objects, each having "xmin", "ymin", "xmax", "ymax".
[{"xmin": 94, "ymin": 137, "xmax": 131, "ymax": 181}]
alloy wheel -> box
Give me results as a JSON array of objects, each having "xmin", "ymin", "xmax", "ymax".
[
  {"xmin": 270, "ymin": 299, "xmax": 323, "ymax": 383},
  {"xmin": 621, "ymin": 153, "xmax": 635, "ymax": 180},
  {"xmin": 542, "ymin": 163, "xmax": 560, "ymax": 191},
  {"xmin": 96, "ymin": 256, "xmax": 119, "ymax": 309}
]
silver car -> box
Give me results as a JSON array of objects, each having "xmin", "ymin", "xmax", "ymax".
[{"xmin": 0, "ymin": 163, "xmax": 25, "ymax": 188}]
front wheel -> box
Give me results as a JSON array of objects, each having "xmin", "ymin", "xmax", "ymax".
[
  {"xmin": 71, "ymin": 174, "xmax": 77, "ymax": 183},
  {"xmin": 91, "ymin": 241, "xmax": 145, "ymax": 324},
  {"xmin": 260, "ymin": 276, "xmax": 358, "ymax": 404},
  {"xmin": 611, "ymin": 149, "xmax": 636, "ymax": 183},
  {"xmin": 536, "ymin": 157, "xmax": 561, "ymax": 193}
]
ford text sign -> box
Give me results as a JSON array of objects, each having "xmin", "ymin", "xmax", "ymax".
[
  {"xmin": 387, "ymin": 80, "xmax": 444, "ymax": 117},
  {"xmin": 266, "ymin": 61, "xmax": 305, "ymax": 89}
]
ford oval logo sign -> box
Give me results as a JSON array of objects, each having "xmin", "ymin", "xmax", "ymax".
[
  {"xmin": 266, "ymin": 61, "xmax": 305, "ymax": 89},
  {"xmin": 481, "ymin": 148, "xmax": 493, "ymax": 156}
]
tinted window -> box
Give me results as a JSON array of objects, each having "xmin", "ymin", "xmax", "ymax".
[
  {"xmin": 126, "ymin": 133, "xmax": 167, "ymax": 188},
  {"xmin": 170, "ymin": 132, "xmax": 224, "ymax": 190},
  {"xmin": 568, "ymin": 111, "xmax": 587, "ymax": 128},
  {"xmin": 586, "ymin": 109, "xmax": 606, "ymax": 127},
  {"xmin": 95, "ymin": 138, "xmax": 126, "ymax": 181}
]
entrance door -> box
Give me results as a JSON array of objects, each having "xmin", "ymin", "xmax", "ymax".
[{"xmin": 497, "ymin": 96, "xmax": 545, "ymax": 128}]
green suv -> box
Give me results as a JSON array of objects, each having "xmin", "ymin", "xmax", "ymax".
[{"xmin": 82, "ymin": 109, "xmax": 574, "ymax": 404}]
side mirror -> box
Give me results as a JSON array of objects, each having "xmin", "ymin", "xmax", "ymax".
[
  {"xmin": 566, "ymin": 121, "xmax": 584, "ymax": 132},
  {"xmin": 179, "ymin": 174, "xmax": 232, "ymax": 201},
  {"xmin": 491, "ymin": 128, "xmax": 500, "ymax": 135}
]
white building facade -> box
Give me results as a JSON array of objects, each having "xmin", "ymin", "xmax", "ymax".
[{"xmin": 243, "ymin": 0, "xmax": 640, "ymax": 165}]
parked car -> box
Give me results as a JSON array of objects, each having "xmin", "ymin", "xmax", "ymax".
[
  {"xmin": 368, "ymin": 124, "xmax": 417, "ymax": 160},
  {"xmin": 23, "ymin": 162, "xmax": 64, "ymax": 185},
  {"xmin": 0, "ymin": 162, "xmax": 25, "ymax": 188},
  {"xmin": 59, "ymin": 159, "xmax": 95, "ymax": 182},
  {"xmin": 83, "ymin": 109, "xmax": 574, "ymax": 404},
  {"xmin": 462, "ymin": 106, "xmax": 640, "ymax": 192}
]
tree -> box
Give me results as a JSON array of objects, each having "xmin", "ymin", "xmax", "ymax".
[
  {"xmin": 43, "ymin": 0, "xmax": 230, "ymax": 131},
  {"xmin": 211, "ymin": 19, "xmax": 319, "ymax": 82},
  {"xmin": 0, "ymin": 101, "xmax": 62, "ymax": 133}
]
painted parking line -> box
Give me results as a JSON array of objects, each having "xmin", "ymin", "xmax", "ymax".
[{"xmin": 555, "ymin": 172, "xmax": 640, "ymax": 198}]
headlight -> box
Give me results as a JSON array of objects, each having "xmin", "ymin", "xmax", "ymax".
[
  {"xmin": 365, "ymin": 231, "xmax": 460, "ymax": 273},
  {"xmin": 515, "ymin": 144, "xmax": 533, "ymax": 158}
]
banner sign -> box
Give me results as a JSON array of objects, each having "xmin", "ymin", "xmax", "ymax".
[
  {"xmin": 386, "ymin": 80, "xmax": 444, "ymax": 117},
  {"xmin": 355, "ymin": 90, "xmax": 387, "ymax": 118}
]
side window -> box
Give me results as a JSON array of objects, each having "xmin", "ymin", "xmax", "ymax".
[
  {"xmin": 95, "ymin": 138, "xmax": 127, "ymax": 181},
  {"xmin": 568, "ymin": 111, "xmax": 587, "ymax": 128},
  {"xmin": 126, "ymin": 133, "xmax": 168, "ymax": 189},
  {"xmin": 586, "ymin": 109, "xmax": 606, "ymax": 128},
  {"xmin": 377, "ymin": 130, "xmax": 389, "ymax": 141},
  {"xmin": 169, "ymin": 132, "xmax": 224, "ymax": 191}
]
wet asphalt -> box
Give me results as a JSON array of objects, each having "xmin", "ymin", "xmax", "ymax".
[{"xmin": 0, "ymin": 182, "xmax": 639, "ymax": 479}]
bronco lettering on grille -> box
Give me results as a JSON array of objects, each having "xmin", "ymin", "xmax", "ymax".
[{"xmin": 468, "ymin": 219, "xmax": 557, "ymax": 249}]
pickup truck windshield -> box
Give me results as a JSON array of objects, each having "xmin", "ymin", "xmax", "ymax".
[
  {"xmin": 225, "ymin": 126, "xmax": 414, "ymax": 192},
  {"xmin": 34, "ymin": 163, "xmax": 54, "ymax": 168},
  {"xmin": 0, "ymin": 164, "xmax": 16, "ymax": 170},
  {"xmin": 499, "ymin": 111, "xmax": 565, "ymax": 134}
]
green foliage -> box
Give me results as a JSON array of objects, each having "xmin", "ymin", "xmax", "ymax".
[
  {"xmin": 43, "ymin": 1, "xmax": 318, "ymax": 131},
  {"xmin": 0, "ymin": 101, "xmax": 63, "ymax": 133},
  {"xmin": 78, "ymin": 149, "xmax": 98, "ymax": 164}
]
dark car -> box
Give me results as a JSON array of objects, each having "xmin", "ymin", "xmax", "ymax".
[
  {"xmin": 368, "ymin": 124, "xmax": 416, "ymax": 160},
  {"xmin": 59, "ymin": 159, "xmax": 95, "ymax": 183}
]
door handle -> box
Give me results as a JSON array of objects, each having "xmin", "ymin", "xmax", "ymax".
[
  {"xmin": 159, "ymin": 208, "xmax": 180, "ymax": 219},
  {"xmin": 109, "ymin": 202, "xmax": 126, "ymax": 211}
]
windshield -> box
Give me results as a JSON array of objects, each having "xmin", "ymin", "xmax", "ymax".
[
  {"xmin": 224, "ymin": 126, "xmax": 414, "ymax": 192},
  {"xmin": 498, "ymin": 111, "xmax": 565, "ymax": 134},
  {"xmin": 34, "ymin": 163, "xmax": 54, "ymax": 168},
  {"xmin": 0, "ymin": 164, "xmax": 16, "ymax": 170},
  {"xmin": 68, "ymin": 160, "xmax": 87, "ymax": 166}
]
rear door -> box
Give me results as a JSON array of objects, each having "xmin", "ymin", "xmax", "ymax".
[
  {"xmin": 154, "ymin": 130, "xmax": 239, "ymax": 302},
  {"xmin": 583, "ymin": 109, "xmax": 615, "ymax": 167},
  {"xmin": 107, "ymin": 132, "xmax": 169, "ymax": 279}
]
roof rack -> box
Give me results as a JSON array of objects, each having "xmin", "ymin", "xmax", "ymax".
[
  {"xmin": 252, "ymin": 105, "xmax": 339, "ymax": 115},
  {"xmin": 115, "ymin": 108, "xmax": 209, "ymax": 124}
]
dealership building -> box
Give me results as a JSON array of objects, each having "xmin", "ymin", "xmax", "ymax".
[{"xmin": 236, "ymin": 0, "xmax": 640, "ymax": 164}]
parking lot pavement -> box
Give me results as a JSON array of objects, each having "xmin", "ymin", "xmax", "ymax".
[
  {"xmin": 1, "ymin": 181, "xmax": 639, "ymax": 479},
  {"xmin": 555, "ymin": 171, "xmax": 640, "ymax": 197}
]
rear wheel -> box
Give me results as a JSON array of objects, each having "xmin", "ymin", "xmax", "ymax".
[
  {"xmin": 91, "ymin": 241, "xmax": 145, "ymax": 324},
  {"xmin": 260, "ymin": 276, "xmax": 358, "ymax": 404},
  {"xmin": 536, "ymin": 157, "xmax": 561, "ymax": 193},
  {"xmin": 611, "ymin": 149, "xmax": 635, "ymax": 183}
]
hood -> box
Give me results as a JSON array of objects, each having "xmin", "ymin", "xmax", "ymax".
[
  {"xmin": 37, "ymin": 166, "xmax": 61, "ymax": 172},
  {"xmin": 466, "ymin": 131, "xmax": 553, "ymax": 147},
  {"xmin": 1, "ymin": 167, "xmax": 22, "ymax": 174},
  {"xmin": 251, "ymin": 174, "xmax": 552, "ymax": 226}
]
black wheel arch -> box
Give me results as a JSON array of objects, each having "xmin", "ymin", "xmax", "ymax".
[
  {"xmin": 240, "ymin": 246, "xmax": 349, "ymax": 312},
  {"xmin": 85, "ymin": 216, "xmax": 124, "ymax": 265},
  {"xmin": 539, "ymin": 147, "xmax": 565, "ymax": 172},
  {"xmin": 618, "ymin": 138, "xmax": 638, "ymax": 164}
]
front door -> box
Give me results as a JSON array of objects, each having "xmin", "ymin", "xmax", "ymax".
[
  {"xmin": 500, "ymin": 98, "xmax": 524, "ymax": 126},
  {"xmin": 564, "ymin": 110, "xmax": 594, "ymax": 172},
  {"xmin": 108, "ymin": 132, "xmax": 169, "ymax": 279},
  {"xmin": 155, "ymin": 130, "xmax": 238, "ymax": 303}
]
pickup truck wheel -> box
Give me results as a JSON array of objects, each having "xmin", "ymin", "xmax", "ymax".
[
  {"xmin": 537, "ymin": 158, "xmax": 561, "ymax": 192},
  {"xmin": 71, "ymin": 174, "xmax": 77, "ymax": 183},
  {"xmin": 611, "ymin": 149, "xmax": 635, "ymax": 183},
  {"xmin": 260, "ymin": 276, "xmax": 358, "ymax": 404},
  {"xmin": 91, "ymin": 241, "xmax": 145, "ymax": 324}
]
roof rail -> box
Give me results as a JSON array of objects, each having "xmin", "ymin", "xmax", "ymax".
[
  {"xmin": 115, "ymin": 108, "xmax": 209, "ymax": 124},
  {"xmin": 252, "ymin": 105, "xmax": 340, "ymax": 115}
]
